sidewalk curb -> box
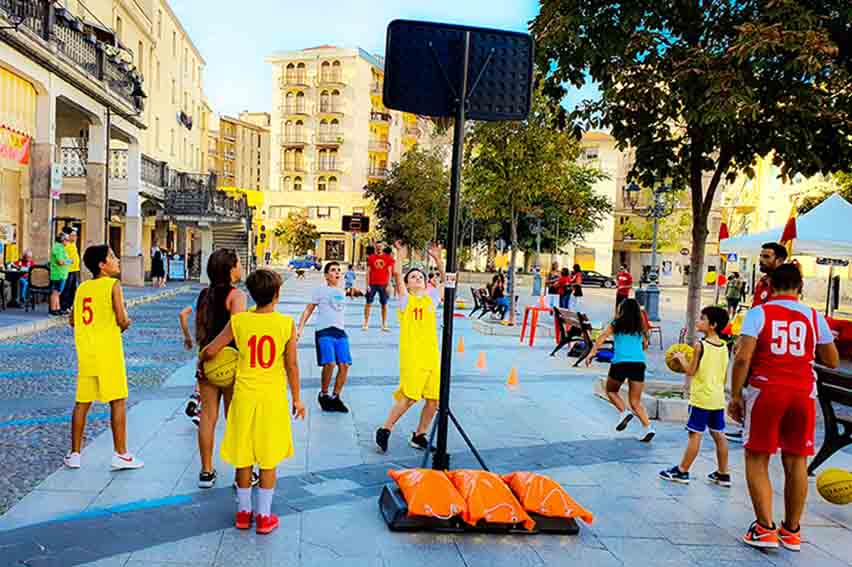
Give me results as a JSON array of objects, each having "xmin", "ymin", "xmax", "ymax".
[{"xmin": 0, "ymin": 285, "xmax": 194, "ymax": 341}]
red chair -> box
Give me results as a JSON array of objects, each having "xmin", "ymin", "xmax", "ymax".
[
  {"xmin": 520, "ymin": 304, "xmax": 552, "ymax": 347},
  {"xmin": 640, "ymin": 309, "xmax": 664, "ymax": 350}
]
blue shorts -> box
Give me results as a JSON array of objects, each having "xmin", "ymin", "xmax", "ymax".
[
  {"xmin": 687, "ymin": 406, "xmax": 726, "ymax": 433},
  {"xmin": 315, "ymin": 328, "xmax": 352, "ymax": 366},
  {"xmin": 365, "ymin": 284, "xmax": 389, "ymax": 305},
  {"xmin": 50, "ymin": 279, "xmax": 66, "ymax": 293}
]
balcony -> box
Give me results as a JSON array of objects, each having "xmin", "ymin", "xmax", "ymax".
[
  {"xmin": 0, "ymin": 1, "xmax": 145, "ymax": 112},
  {"xmin": 316, "ymin": 132, "xmax": 343, "ymax": 146},
  {"xmin": 368, "ymin": 139, "xmax": 390, "ymax": 152},
  {"xmin": 282, "ymin": 72, "xmax": 308, "ymax": 87},
  {"xmin": 319, "ymin": 70, "xmax": 344, "ymax": 85},
  {"xmin": 318, "ymin": 102, "xmax": 343, "ymax": 114},
  {"xmin": 368, "ymin": 166, "xmax": 388, "ymax": 179},
  {"xmin": 142, "ymin": 154, "xmax": 169, "ymax": 187},
  {"xmin": 316, "ymin": 161, "xmax": 341, "ymax": 173},
  {"xmin": 370, "ymin": 111, "xmax": 392, "ymax": 124},
  {"xmin": 281, "ymin": 135, "xmax": 308, "ymax": 147},
  {"xmin": 281, "ymin": 104, "xmax": 308, "ymax": 116},
  {"xmin": 223, "ymin": 132, "xmax": 236, "ymax": 142},
  {"xmin": 281, "ymin": 164, "xmax": 308, "ymax": 174},
  {"xmin": 165, "ymin": 175, "xmax": 249, "ymax": 223}
]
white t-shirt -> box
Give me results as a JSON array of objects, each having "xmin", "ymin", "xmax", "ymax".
[{"xmin": 311, "ymin": 284, "xmax": 346, "ymax": 331}]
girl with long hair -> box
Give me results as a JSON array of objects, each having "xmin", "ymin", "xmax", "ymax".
[
  {"xmin": 178, "ymin": 248, "xmax": 247, "ymax": 488},
  {"xmin": 586, "ymin": 298, "xmax": 655, "ymax": 442}
]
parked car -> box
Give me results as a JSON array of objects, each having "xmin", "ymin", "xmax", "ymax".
[
  {"xmin": 288, "ymin": 255, "xmax": 322, "ymax": 271},
  {"xmin": 582, "ymin": 270, "xmax": 617, "ymax": 288}
]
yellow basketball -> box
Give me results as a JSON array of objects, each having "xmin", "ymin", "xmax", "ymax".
[
  {"xmin": 816, "ymin": 468, "xmax": 852, "ymax": 505},
  {"xmin": 202, "ymin": 346, "xmax": 238, "ymax": 388},
  {"xmin": 665, "ymin": 343, "xmax": 694, "ymax": 374}
]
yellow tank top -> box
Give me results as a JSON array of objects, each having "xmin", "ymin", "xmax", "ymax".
[
  {"xmin": 689, "ymin": 340, "xmax": 729, "ymax": 410},
  {"xmin": 231, "ymin": 311, "xmax": 293, "ymax": 396},
  {"xmin": 65, "ymin": 243, "xmax": 80, "ymax": 272},
  {"xmin": 399, "ymin": 292, "xmax": 440, "ymax": 372},
  {"xmin": 74, "ymin": 277, "xmax": 125, "ymax": 378}
]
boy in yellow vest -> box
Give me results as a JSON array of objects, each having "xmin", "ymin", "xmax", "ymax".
[
  {"xmin": 201, "ymin": 268, "xmax": 305, "ymax": 534},
  {"xmin": 375, "ymin": 240, "xmax": 444, "ymax": 453},
  {"xmin": 65, "ymin": 245, "xmax": 143, "ymax": 470}
]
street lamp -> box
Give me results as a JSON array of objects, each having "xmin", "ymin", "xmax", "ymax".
[{"xmin": 624, "ymin": 180, "xmax": 675, "ymax": 321}]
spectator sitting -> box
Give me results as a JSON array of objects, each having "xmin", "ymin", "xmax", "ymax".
[
  {"xmin": 13, "ymin": 250, "xmax": 35, "ymax": 304},
  {"xmin": 490, "ymin": 275, "xmax": 509, "ymax": 319}
]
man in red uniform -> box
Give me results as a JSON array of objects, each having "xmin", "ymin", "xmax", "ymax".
[
  {"xmin": 362, "ymin": 244, "xmax": 395, "ymax": 331},
  {"xmin": 615, "ymin": 265, "xmax": 633, "ymax": 312},
  {"xmin": 726, "ymin": 242, "xmax": 790, "ymax": 443},
  {"xmin": 729, "ymin": 264, "xmax": 838, "ymax": 551}
]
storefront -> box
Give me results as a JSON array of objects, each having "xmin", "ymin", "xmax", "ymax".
[{"xmin": 0, "ymin": 67, "xmax": 37, "ymax": 264}]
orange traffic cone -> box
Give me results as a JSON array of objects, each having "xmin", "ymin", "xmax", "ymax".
[
  {"xmin": 537, "ymin": 295, "xmax": 546, "ymax": 308},
  {"xmin": 476, "ymin": 351, "xmax": 486, "ymax": 370},
  {"xmin": 507, "ymin": 367, "xmax": 519, "ymax": 386},
  {"xmin": 457, "ymin": 336, "xmax": 465, "ymax": 354}
]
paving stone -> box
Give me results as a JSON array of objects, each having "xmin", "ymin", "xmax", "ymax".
[
  {"xmin": 600, "ymin": 537, "xmax": 693, "ymax": 566},
  {"xmin": 127, "ymin": 530, "xmax": 223, "ymax": 564}
]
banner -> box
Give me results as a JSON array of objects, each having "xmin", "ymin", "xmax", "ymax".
[{"xmin": 0, "ymin": 127, "xmax": 31, "ymax": 165}]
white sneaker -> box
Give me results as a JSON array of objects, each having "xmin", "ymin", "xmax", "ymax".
[
  {"xmin": 64, "ymin": 452, "xmax": 81, "ymax": 469},
  {"xmin": 382, "ymin": 325, "xmax": 390, "ymax": 332},
  {"xmin": 362, "ymin": 324, "xmax": 369, "ymax": 331},
  {"xmin": 638, "ymin": 427, "xmax": 656, "ymax": 443},
  {"xmin": 111, "ymin": 452, "xmax": 144, "ymax": 470}
]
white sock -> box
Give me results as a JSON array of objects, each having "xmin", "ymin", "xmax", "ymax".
[
  {"xmin": 257, "ymin": 488, "xmax": 274, "ymax": 517},
  {"xmin": 237, "ymin": 488, "xmax": 252, "ymax": 513}
]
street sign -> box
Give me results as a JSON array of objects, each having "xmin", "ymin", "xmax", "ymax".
[
  {"xmin": 726, "ymin": 253, "xmax": 738, "ymax": 263},
  {"xmin": 817, "ymin": 257, "xmax": 849, "ymax": 267},
  {"xmin": 342, "ymin": 214, "xmax": 369, "ymax": 233},
  {"xmin": 50, "ymin": 164, "xmax": 63, "ymax": 199}
]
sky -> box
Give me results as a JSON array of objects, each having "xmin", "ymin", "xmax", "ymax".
[{"xmin": 169, "ymin": 0, "xmax": 599, "ymax": 117}]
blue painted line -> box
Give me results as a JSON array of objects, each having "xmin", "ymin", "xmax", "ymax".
[
  {"xmin": 51, "ymin": 494, "xmax": 193, "ymax": 523},
  {"xmin": 0, "ymin": 412, "xmax": 109, "ymax": 428},
  {"xmin": 0, "ymin": 363, "xmax": 175, "ymax": 380}
]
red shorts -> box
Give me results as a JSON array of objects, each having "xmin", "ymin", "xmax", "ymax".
[{"xmin": 743, "ymin": 385, "xmax": 816, "ymax": 456}]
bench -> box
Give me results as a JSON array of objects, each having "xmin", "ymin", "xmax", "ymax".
[
  {"xmin": 470, "ymin": 287, "xmax": 511, "ymax": 320},
  {"xmin": 551, "ymin": 308, "xmax": 601, "ymax": 367},
  {"xmin": 808, "ymin": 365, "xmax": 852, "ymax": 475}
]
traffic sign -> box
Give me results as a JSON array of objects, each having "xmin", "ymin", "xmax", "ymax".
[{"xmin": 726, "ymin": 253, "xmax": 738, "ymax": 263}]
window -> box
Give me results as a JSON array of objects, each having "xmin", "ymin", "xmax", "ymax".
[
  {"xmin": 329, "ymin": 176, "xmax": 338, "ymax": 191},
  {"xmin": 295, "ymin": 120, "xmax": 304, "ymax": 140},
  {"xmin": 583, "ymin": 147, "xmax": 599, "ymax": 160},
  {"xmin": 294, "ymin": 176, "xmax": 302, "ymax": 191},
  {"xmin": 330, "ymin": 118, "xmax": 339, "ymax": 135},
  {"xmin": 149, "ymin": 46, "xmax": 155, "ymax": 84},
  {"xmin": 115, "ymin": 16, "xmax": 123, "ymax": 41},
  {"xmin": 331, "ymin": 89, "xmax": 341, "ymax": 110},
  {"xmin": 282, "ymin": 177, "xmax": 292, "ymax": 192},
  {"xmin": 171, "ymin": 79, "xmax": 176, "ymax": 104},
  {"xmin": 137, "ymin": 41, "xmax": 144, "ymax": 72},
  {"xmin": 184, "ymin": 48, "xmax": 188, "ymax": 74},
  {"xmin": 318, "ymin": 176, "xmax": 327, "ymax": 192},
  {"xmin": 321, "ymin": 60, "xmax": 330, "ymax": 81},
  {"xmin": 353, "ymin": 206, "xmax": 366, "ymax": 214},
  {"xmin": 156, "ymin": 60, "xmax": 161, "ymax": 90},
  {"xmin": 170, "ymin": 129, "xmax": 175, "ymax": 155},
  {"xmin": 157, "ymin": 10, "xmax": 162, "ymax": 38},
  {"xmin": 319, "ymin": 119, "xmax": 329, "ymax": 137},
  {"xmin": 172, "ymin": 31, "xmax": 177, "ymax": 56},
  {"xmin": 155, "ymin": 117, "xmax": 160, "ymax": 148},
  {"xmin": 320, "ymin": 90, "xmax": 330, "ymax": 112}
]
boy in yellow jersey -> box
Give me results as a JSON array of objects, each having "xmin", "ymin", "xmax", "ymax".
[
  {"xmin": 659, "ymin": 306, "xmax": 731, "ymax": 486},
  {"xmin": 375, "ymin": 240, "xmax": 444, "ymax": 453},
  {"xmin": 201, "ymin": 269, "xmax": 305, "ymax": 535},
  {"xmin": 64, "ymin": 245, "xmax": 143, "ymax": 470}
]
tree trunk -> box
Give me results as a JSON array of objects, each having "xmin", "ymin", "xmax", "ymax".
[
  {"xmin": 487, "ymin": 238, "xmax": 496, "ymax": 272},
  {"xmin": 508, "ymin": 208, "xmax": 519, "ymax": 325},
  {"xmin": 685, "ymin": 218, "xmax": 709, "ymax": 343}
]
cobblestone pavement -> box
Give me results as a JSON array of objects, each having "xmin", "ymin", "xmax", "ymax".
[
  {"xmin": 0, "ymin": 273, "xmax": 850, "ymax": 567},
  {"xmin": 0, "ymin": 290, "xmax": 201, "ymax": 514}
]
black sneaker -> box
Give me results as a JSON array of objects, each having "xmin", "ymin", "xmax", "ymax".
[
  {"xmin": 725, "ymin": 430, "xmax": 744, "ymax": 443},
  {"xmin": 232, "ymin": 469, "xmax": 260, "ymax": 491},
  {"xmin": 409, "ymin": 433, "xmax": 433, "ymax": 452},
  {"xmin": 708, "ymin": 471, "xmax": 732, "ymax": 487},
  {"xmin": 198, "ymin": 469, "xmax": 217, "ymax": 489},
  {"xmin": 318, "ymin": 392, "xmax": 332, "ymax": 411},
  {"xmin": 659, "ymin": 466, "xmax": 690, "ymax": 484},
  {"xmin": 185, "ymin": 396, "xmax": 200, "ymax": 418},
  {"xmin": 376, "ymin": 428, "xmax": 390, "ymax": 453},
  {"xmin": 328, "ymin": 395, "xmax": 349, "ymax": 413},
  {"xmin": 616, "ymin": 412, "xmax": 634, "ymax": 432}
]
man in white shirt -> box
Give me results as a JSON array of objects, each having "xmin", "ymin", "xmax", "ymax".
[{"xmin": 297, "ymin": 262, "xmax": 351, "ymax": 413}]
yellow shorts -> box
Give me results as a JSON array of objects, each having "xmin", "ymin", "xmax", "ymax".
[
  {"xmin": 75, "ymin": 375, "xmax": 128, "ymax": 403},
  {"xmin": 395, "ymin": 368, "xmax": 441, "ymax": 402},
  {"xmin": 220, "ymin": 396, "xmax": 294, "ymax": 469}
]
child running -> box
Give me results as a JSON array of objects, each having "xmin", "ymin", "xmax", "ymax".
[
  {"xmin": 375, "ymin": 241, "xmax": 444, "ymax": 453},
  {"xmin": 178, "ymin": 249, "xmax": 247, "ymax": 488},
  {"xmin": 659, "ymin": 306, "xmax": 731, "ymax": 486},
  {"xmin": 297, "ymin": 261, "xmax": 352, "ymax": 413},
  {"xmin": 586, "ymin": 298, "xmax": 655, "ymax": 442},
  {"xmin": 65, "ymin": 245, "xmax": 143, "ymax": 470},
  {"xmin": 201, "ymin": 268, "xmax": 305, "ymax": 534},
  {"xmin": 729, "ymin": 264, "xmax": 838, "ymax": 550}
]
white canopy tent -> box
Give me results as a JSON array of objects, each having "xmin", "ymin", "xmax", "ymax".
[{"xmin": 720, "ymin": 194, "xmax": 852, "ymax": 258}]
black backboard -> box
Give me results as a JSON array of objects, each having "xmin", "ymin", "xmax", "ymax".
[{"xmin": 383, "ymin": 20, "xmax": 533, "ymax": 121}]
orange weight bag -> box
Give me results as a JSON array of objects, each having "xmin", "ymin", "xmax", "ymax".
[
  {"xmin": 446, "ymin": 470, "xmax": 535, "ymax": 530},
  {"xmin": 502, "ymin": 472, "xmax": 594, "ymax": 524},
  {"xmin": 388, "ymin": 469, "xmax": 467, "ymax": 520}
]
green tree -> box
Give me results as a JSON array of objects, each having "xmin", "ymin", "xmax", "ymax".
[
  {"xmin": 534, "ymin": 0, "xmax": 852, "ymax": 338},
  {"xmin": 273, "ymin": 212, "xmax": 320, "ymax": 256},
  {"xmin": 621, "ymin": 212, "xmax": 692, "ymax": 250},
  {"xmin": 365, "ymin": 147, "xmax": 449, "ymax": 250},
  {"xmin": 798, "ymin": 173, "xmax": 852, "ymax": 214},
  {"xmin": 464, "ymin": 84, "xmax": 610, "ymax": 323}
]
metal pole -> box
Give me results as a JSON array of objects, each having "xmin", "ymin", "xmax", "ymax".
[
  {"xmin": 104, "ymin": 107, "xmax": 111, "ymax": 242},
  {"xmin": 432, "ymin": 30, "xmax": 470, "ymax": 471},
  {"xmin": 645, "ymin": 189, "xmax": 662, "ymax": 321},
  {"xmin": 535, "ymin": 219, "xmax": 541, "ymax": 267}
]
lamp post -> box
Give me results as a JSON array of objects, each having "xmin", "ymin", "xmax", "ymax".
[{"xmin": 624, "ymin": 180, "xmax": 675, "ymax": 321}]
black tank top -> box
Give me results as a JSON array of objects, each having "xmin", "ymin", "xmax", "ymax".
[{"xmin": 196, "ymin": 284, "xmax": 236, "ymax": 348}]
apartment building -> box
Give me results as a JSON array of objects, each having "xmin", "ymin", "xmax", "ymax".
[
  {"xmin": 212, "ymin": 113, "xmax": 270, "ymax": 192},
  {"xmin": 265, "ymin": 45, "xmax": 432, "ymax": 262}
]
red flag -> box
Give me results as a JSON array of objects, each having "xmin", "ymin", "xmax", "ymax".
[
  {"xmin": 718, "ymin": 222, "xmax": 730, "ymax": 240},
  {"xmin": 780, "ymin": 215, "xmax": 797, "ymax": 243}
]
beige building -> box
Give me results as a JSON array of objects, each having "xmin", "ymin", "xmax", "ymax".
[
  {"xmin": 211, "ymin": 113, "xmax": 270, "ymax": 192},
  {"xmin": 265, "ymin": 45, "xmax": 432, "ymax": 262}
]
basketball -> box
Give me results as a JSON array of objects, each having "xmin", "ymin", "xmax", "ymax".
[
  {"xmin": 816, "ymin": 468, "xmax": 852, "ymax": 505},
  {"xmin": 665, "ymin": 343, "xmax": 694, "ymax": 373},
  {"xmin": 202, "ymin": 346, "xmax": 239, "ymax": 388}
]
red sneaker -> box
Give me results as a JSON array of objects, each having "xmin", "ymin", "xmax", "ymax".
[
  {"xmin": 743, "ymin": 521, "xmax": 779, "ymax": 549},
  {"xmin": 235, "ymin": 510, "xmax": 253, "ymax": 530},
  {"xmin": 779, "ymin": 523, "xmax": 801, "ymax": 551},
  {"xmin": 255, "ymin": 513, "xmax": 279, "ymax": 535}
]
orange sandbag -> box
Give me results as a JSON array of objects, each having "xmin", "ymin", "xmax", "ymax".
[
  {"xmin": 502, "ymin": 472, "xmax": 594, "ymax": 524},
  {"xmin": 446, "ymin": 469, "xmax": 536, "ymax": 530},
  {"xmin": 388, "ymin": 469, "xmax": 467, "ymax": 520}
]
